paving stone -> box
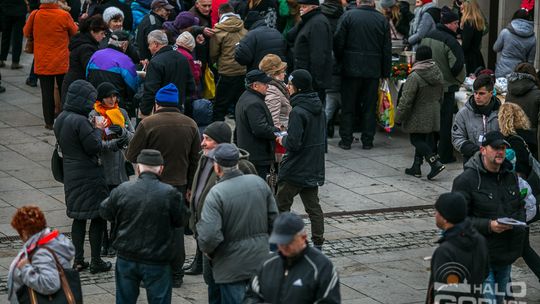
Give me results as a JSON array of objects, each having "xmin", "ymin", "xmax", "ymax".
[
  {"xmin": 366, "ymin": 259, "xmax": 430, "ymax": 290},
  {"xmin": 375, "ymin": 175, "xmax": 449, "ymax": 199},
  {"xmin": 0, "ymin": 109, "xmax": 42, "ymax": 127},
  {"xmin": 0, "ymin": 128, "xmax": 38, "ymax": 144},
  {"xmin": 0, "ymin": 189, "xmax": 65, "ymax": 211},
  {"xmin": 9, "ymin": 141, "xmax": 54, "ymax": 162},
  {"xmin": 5, "ymin": 166, "xmax": 55, "ymax": 182},
  {"xmin": 366, "ymin": 191, "xmax": 428, "ymax": 208},
  {"xmin": 0, "ymin": 151, "xmax": 38, "ymax": 171},
  {"xmin": 0, "ymin": 177, "xmax": 32, "ymax": 191}
]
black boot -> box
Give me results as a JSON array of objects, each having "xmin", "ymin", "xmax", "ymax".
[
  {"xmin": 405, "ymin": 155, "xmax": 423, "ymax": 178},
  {"xmin": 90, "ymin": 258, "xmax": 112, "ymax": 274},
  {"xmin": 426, "ymin": 155, "xmax": 445, "ymax": 180},
  {"xmin": 184, "ymin": 248, "xmax": 203, "ymax": 275},
  {"xmin": 327, "ymin": 119, "xmax": 334, "ymax": 138}
]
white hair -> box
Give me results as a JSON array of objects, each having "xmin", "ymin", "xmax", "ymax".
[
  {"xmin": 217, "ymin": 164, "xmax": 239, "ymax": 173},
  {"xmin": 138, "ymin": 164, "xmax": 162, "ymax": 174},
  {"xmin": 147, "ymin": 30, "xmax": 168, "ymax": 46}
]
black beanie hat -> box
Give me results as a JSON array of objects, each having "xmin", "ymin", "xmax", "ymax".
[
  {"xmin": 204, "ymin": 121, "xmax": 232, "ymax": 144},
  {"xmin": 435, "ymin": 192, "xmax": 467, "ymax": 224},
  {"xmin": 288, "ymin": 69, "xmax": 312, "ymax": 92},
  {"xmin": 97, "ymin": 82, "xmax": 119, "ymax": 101},
  {"xmin": 415, "ymin": 45, "xmax": 432, "ymax": 61},
  {"xmin": 297, "ymin": 0, "xmax": 319, "ymax": 5},
  {"xmin": 440, "ymin": 6, "xmax": 459, "ymax": 24}
]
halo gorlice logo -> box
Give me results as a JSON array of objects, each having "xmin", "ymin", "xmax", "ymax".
[{"xmin": 433, "ymin": 262, "xmax": 527, "ymax": 303}]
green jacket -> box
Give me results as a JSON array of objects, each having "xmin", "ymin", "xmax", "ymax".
[{"xmin": 420, "ymin": 24, "xmax": 465, "ymax": 92}]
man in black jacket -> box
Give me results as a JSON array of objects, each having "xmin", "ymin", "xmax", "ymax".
[
  {"xmin": 452, "ymin": 131, "xmax": 527, "ymax": 303},
  {"xmin": 140, "ymin": 30, "xmax": 195, "ymax": 118},
  {"xmin": 135, "ymin": 0, "xmax": 173, "ymax": 61},
  {"xmin": 0, "ymin": 0, "xmax": 26, "ymax": 69},
  {"xmin": 334, "ymin": 0, "xmax": 391, "ymax": 150},
  {"xmin": 100, "ymin": 149, "xmax": 189, "ymax": 304},
  {"xmin": 235, "ymin": 69, "xmax": 279, "ymax": 179},
  {"xmin": 287, "ymin": 0, "xmax": 332, "ymax": 102},
  {"xmin": 276, "ymin": 69, "xmax": 326, "ymax": 249},
  {"xmin": 244, "ymin": 212, "xmax": 340, "ymax": 303},
  {"xmin": 235, "ymin": 17, "xmax": 287, "ymax": 72},
  {"xmin": 426, "ymin": 192, "xmax": 489, "ymax": 304}
]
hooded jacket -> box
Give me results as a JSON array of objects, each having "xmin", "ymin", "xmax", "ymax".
[
  {"xmin": 197, "ymin": 170, "xmax": 278, "ymax": 284},
  {"xmin": 320, "ymin": 1, "xmax": 343, "ymax": 34},
  {"xmin": 395, "ymin": 59, "xmax": 444, "ymax": 133},
  {"xmin": 493, "ymin": 19, "xmax": 536, "ymax": 78},
  {"xmin": 210, "ymin": 14, "xmax": 247, "ymax": 76},
  {"xmin": 506, "ymin": 72, "xmax": 540, "ymax": 133},
  {"xmin": 279, "ymin": 91, "xmax": 325, "ymax": 188},
  {"xmin": 7, "ymin": 229, "xmax": 74, "ymax": 304},
  {"xmin": 61, "ymin": 33, "xmax": 100, "ymax": 104},
  {"xmin": 54, "ymin": 80, "xmax": 110, "ymax": 220},
  {"xmin": 426, "ymin": 220, "xmax": 489, "ymax": 303},
  {"xmin": 234, "ymin": 19, "xmax": 287, "ymax": 72},
  {"xmin": 408, "ymin": 2, "xmax": 436, "ymax": 48},
  {"xmin": 452, "ymin": 153, "xmax": 526, "ymax": 266},
  {"xmin": 452, "ymin": 96, "xmax": 500, "ymax": 160}
]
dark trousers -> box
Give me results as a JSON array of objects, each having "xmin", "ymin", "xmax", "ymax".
[
  {"xmin": 71, "ymin": 217, "xmax": 105, "ymax": 262},
  {"xmin": 276, "ymin": 182, "xmax": 324, "ymax": 245},
  {"xmin": 339, "ymin": 76, "xmax": 379, "ymax": 145},
  {"xmin": 0, "ymin": 15, "xmax": 25, "ymax": 63},
  {"xmin": 523, "ymin": 228, "xmax": 540, "ymax": 280},
  {"xmin": 437, "ymin": 91, "xmax": 456, "ymax": 163},
  {"xmin": 410, "ymin": 133, "xmax": 435, "ymax": 159},
  {"xmin": 115, "ymin": 257, "xmax": 172, "ymax": 304},
  {"xmin": 28, "ymin": 60, "xmax": 37, "ymax": 81},
  {"xmin": 213, "ymin": 74, "xmax": 245, "ymax": 121},
  {"xmin": 254, "ymin": 164, "xmax": 270, "ymax": 181},
  {"xmin": 37, "ymin": 74, "xmax": 64, "ymax": 126},
  {"xmin": 171, "ymin": 185, "xmax": 187, "ymax": 279}
]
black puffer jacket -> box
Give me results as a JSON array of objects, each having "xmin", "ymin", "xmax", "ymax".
[
  {"xmin": 279, "ymin": 91, "xmax": 325, "ymax": 187},
  {"xmin": 244, "ymin": 246, "xmax": 341, "ymax": 303},
  {"xmin": 334, "ymin": 5, "xmax": 391, "ymax": 79},
  {"xmin": 135, "ymin": 12, "xmax": 165, "ymax": 60},
  {"xmin": 451, "ymin": 153, "xmax": 526, "ymax": 266},
  {"xmin": 287, "ymin": 8, "xmax": 333, "ymax": 90},
  {"xmin": 234, "ymin": 87, "xmax": 279, "ymax": 166},
  {"xmin": 100, "ymin": 172, "xmax": 188, "ymax": 264},
  {"xmin": 235, "ymin": 19, "xmax": 287, "ymax": 71},
  {"xmin": 140, "ymin": 45, "xmax": 195, "ymax": 116},
  {"xmin": 61, "ymin": 33, "xmax": 100, "ymax": 105},
  {"xmin": 426, "ymin": 219, "xmax": 489, "ymax": 303},
  {"xmin": 54, "ymin": 80, "xmax": 109, "ymax": 220}
]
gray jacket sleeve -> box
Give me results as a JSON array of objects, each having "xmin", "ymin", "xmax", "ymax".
[
  {"xmin": 196, "ymin": 189, "xmax": 224, "ymax": 256},
  {"xmin": 451, "ymin": 109, "xmax": 469, "ymax": 152},
  {"xmin": 408, "ymin": 13, "xmax": 434, "ymax": 46},
  {"xmin": 493, "ymin": 29, "xmax": 507, "ymax": 52},
  {"xmin": 18, "ymin": 249, "xmax": 62, "ymax": 295}
]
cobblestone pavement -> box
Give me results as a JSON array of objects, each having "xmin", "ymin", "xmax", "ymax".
[{"xmin": 0, "ymin": 53, "xmax": 539, "ymax": 303}]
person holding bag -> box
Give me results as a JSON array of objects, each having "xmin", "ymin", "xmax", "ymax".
[{"xmin": 7, "ymin": 205, "xmax": 79, "ymax": 304}]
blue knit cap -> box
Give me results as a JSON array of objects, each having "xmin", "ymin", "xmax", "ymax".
[{"xmin": 155, "ymin": 83, "xmax": 179, "ymax": 106}]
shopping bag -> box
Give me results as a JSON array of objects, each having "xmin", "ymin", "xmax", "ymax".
[
  {"xmin": 201, "ymin": 66, "xmax": 215, "ymax": 100},
  {"xmin": 377, "ymin": 79, "xmax": 394, "ymax": 133}
]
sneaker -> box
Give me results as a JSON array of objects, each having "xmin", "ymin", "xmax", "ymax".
[
  {"xmin": 25, "ymin": 77, "xmax": 38, "ymax": 87},
  {"xmin": 90, "ymin": 259, "xmax": 112, "ymax": 274},
  {"xmin": 11, "ymin": 63, "xmax": 23, "ymax": 70}
]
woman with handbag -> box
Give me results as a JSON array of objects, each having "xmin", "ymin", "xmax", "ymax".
[
  {"xmin": 7, "ymin": 205, "xmax": 79, "ymax": 304},
  {"xmin": 23, "ymin": 0, "xmax": 78, "ymax": 130},
  {"xmin": 88, "ymin": 82, "xmax": 134, "ymax": 256}
]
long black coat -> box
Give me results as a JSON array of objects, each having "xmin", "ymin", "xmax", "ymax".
[
  {"xmin": 54, "ymin": 80, "xmax": 109, "ymax": 220},
  {"xmin": 0, "ymin": 0, "xmax": 26, "ymax": 16},
  {"xmin": 140, "ymin": 45, "xmax": 195, "ymax": 116},
  {"xmin": 279, "ymin": 91, "xmax": 325, "ymax": 188},
  {"xmin": 287, "ymin": 8, "xmax": 333, "ymax": 90},
  {"xmin": 61, "ymin": 33, "xmax": 100, "ymax": 105},
  {"xmin": 334, "ymin": 5, "xmax": 391, "ymax": 79},
  {"xmin": 234, "ymin": 88, "xmax": 279, "ymax": 166},
  {"xmin": 461, "ymin": 21, "xmax": 485, "ymax": 75},
  {"xmin": 235, "ymin": 20, "xmax": 287, "ymax": 72}
]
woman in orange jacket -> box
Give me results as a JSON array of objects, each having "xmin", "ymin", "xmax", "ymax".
[{"xmin": 23, "ymin": 0, "xmax": 78, "ymax": 129}]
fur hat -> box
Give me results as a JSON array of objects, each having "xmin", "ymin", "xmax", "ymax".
[
  {"xmin": 259, "ymin": 54, "xmax": 287, "ymax": 76},
  {"xmin": 176, "ymin": 31, "xmax": 196, "ymax": 51},
  {"xmin": 102, "ymin": 6, "xmax": 124, "ymax": 24}
]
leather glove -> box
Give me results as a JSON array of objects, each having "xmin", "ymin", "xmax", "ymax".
[
  {"xmin": 116, "ymin": 136, "xmax": 129, "ymax": 149},
  {"xmin": 108, "ymin": 125, "xmax": 123, "ymax": 136}
]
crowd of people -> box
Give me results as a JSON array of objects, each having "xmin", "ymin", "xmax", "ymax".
[{"xmin": 1, "ymin": 0, "xmax": 540, "ymax": 303}]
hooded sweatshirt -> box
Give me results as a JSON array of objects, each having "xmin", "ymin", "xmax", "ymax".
[
  {"xmin": 493, "ymin": 18, "xmax": 536, "ymax": 78},
  {"xmin": 279, "ymin": 91, "xmax": 325, "ymax": 187},
  {"xmin": 210, "ymin": 14, "xmax": 247, "ymax": 76}
]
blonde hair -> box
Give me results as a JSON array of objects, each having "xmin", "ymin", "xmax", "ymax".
[
  {"xmin": 383, "ymin": 5, "xmax": 401, "ymax": 25},
  {"xmin": 498, "ymin": 103, "xmax": 531, "ymax": 136},
  {"xmin": 461, "ymin": 0, "xmax": 485, "ymax": 31}
]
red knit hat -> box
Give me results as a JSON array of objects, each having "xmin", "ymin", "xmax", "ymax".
[{"xmin": 421, "ymin": 0, "xmax": 433, "ymax": 4}]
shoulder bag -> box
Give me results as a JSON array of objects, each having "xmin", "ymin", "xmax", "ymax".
[
  {"xmin": 51, "ymin": 142, "xmax": 64, "ymax": 183},
  {"xmin": 16, "ymin": 246, "xmax": 82, "ymax": 304},
  {"xmin": 24, "ymin": 10, "xmax": 39, "ymax": 54}
]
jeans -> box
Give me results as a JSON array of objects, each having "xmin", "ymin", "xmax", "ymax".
[
  {"xmin": 71, "ymin": 218, "xmax": 105, "ymax": 262},
  {"xmin": 0, "ymin": 15, "xmax": 25, "ymax": 64},
  {"xmin": 325, "ymin": 91, "xmax": 341, "ymax": 124},
  {"xmin": 437, "ymin": 91, "xmax": 456, "ymax": 163},
  {"xmin": 276, "ymin": 182, "xmax": 324, "ymax": 245},
  {"xmin": 339, "ymin": 76, "xmax": 379, "ymax": 145},
  {"xmin": 115, "ymin": 257, "xmax": 172, "ymax": 304},
  {"xmin": 523, "ymin": 228, "xmax": 540, "ymax": 281},
  {"xmin": 213, "ymin": 74, "xmax": 245, "ymax": 121},
  {"xmin": 37, "ymin": 74, "xmax": 64, "ymax": 126},
  {"xmin": 483, "ymin": 264, "xmax": 512, "ymax": 303},
  {"xmin": 410, "ymin": 133, "xmax": 435, "ymax": 159}
]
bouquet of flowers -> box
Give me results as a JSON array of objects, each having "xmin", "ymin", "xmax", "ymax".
[{"xmin": 391, "ymin": 63, "xmax": 412, "ymax": 80}]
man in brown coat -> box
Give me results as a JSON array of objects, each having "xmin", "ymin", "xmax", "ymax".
[{"xmin": 126, "ymin": 83, "xmax": 200, "ymax": 288}]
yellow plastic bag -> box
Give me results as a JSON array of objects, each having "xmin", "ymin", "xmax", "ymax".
[
  {"xmin": 202, "ymin": 66, "xmax": 215, "ymax": 100},
  {"xmin": 377, "ymin": 79, "xmax": 394, "ymax": 133}
]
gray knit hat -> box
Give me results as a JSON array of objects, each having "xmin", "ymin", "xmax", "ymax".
[{"xmin": 103, "ymin": 6, "xmax": 124, "ymax": 24}]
